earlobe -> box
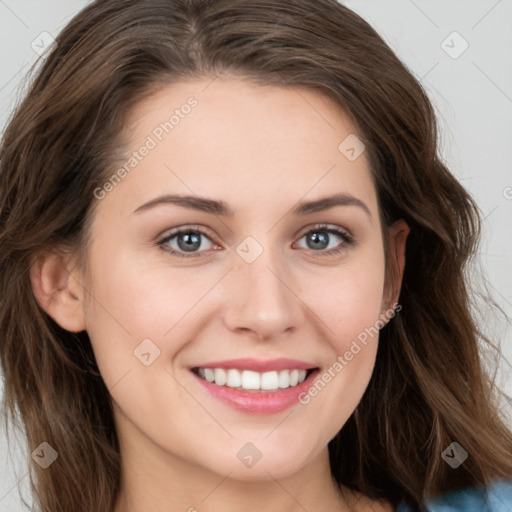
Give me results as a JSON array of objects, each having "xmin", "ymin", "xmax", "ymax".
[{"xmin": 30, "ymin": 250, "xmax": 86, "ymax": 332}]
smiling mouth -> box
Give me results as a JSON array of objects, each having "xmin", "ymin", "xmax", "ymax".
[{"xmin": 191, "ymin": 367, "xmax": 318, "ymax": 392}]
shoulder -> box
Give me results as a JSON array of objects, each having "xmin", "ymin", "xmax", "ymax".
[{"xmin": 396, "ymin": 480, "xmax": 512, "ymax": 512}]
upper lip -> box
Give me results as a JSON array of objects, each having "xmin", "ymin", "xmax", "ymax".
[{"xmin": 191, "ymin": 358, "xmax": 318, "ymax": 372}]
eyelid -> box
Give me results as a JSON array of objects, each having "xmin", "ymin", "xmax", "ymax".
[
  {"xmin": 158, "ymin": 224, "xmax": 216, "ymax": 241},
  {"xmin": 157, "ymin": 224, "xmax": 219, "ymax": 255},
  {"xmin": 296, "ymin": 222, "xmax": 354, "ymax": 241}
]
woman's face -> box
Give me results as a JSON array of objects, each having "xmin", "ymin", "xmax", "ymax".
[{"xmin": 74, "ymin": 77, "xmax": 407, "ymax": 481}]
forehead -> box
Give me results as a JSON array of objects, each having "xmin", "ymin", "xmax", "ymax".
[{"xmin": 100, "ymin": 77, "xmax": 378, "ymax": 219}]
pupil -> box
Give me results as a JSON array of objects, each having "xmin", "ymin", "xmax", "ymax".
[
  {"xmin": 178, "ymin": 232, "xmax": 201, "ymax": 251},
  {"xmin": 309, "ymin": 232, "xmax": 328, "ymax": 250}
]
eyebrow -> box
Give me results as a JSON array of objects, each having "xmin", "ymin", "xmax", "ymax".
[{"xmin": 133, "ymin": 193, "xmax": 371, "ymax": 219}]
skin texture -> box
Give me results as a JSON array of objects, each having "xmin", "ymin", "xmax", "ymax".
[{"xmin": 31, "ymin": 77, "xmax": 408, "ymax": 512}]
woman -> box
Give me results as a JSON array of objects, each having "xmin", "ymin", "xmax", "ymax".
[{"xmin": 0, "ymin": 1, "xmax": 511, "ymax": 511}]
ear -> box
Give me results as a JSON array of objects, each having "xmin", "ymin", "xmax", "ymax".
[
  {"xmin": 30, "ymin": 250, "xmax": 86, "ymax": 332},
  {"xmin": 382, "ymin": 219, "xmax": 410, "ymax": 313}
]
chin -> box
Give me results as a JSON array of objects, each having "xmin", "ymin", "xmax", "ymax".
[{"xmin": 200, "ymin": 443, "xmax": 315, "ymax": 482}]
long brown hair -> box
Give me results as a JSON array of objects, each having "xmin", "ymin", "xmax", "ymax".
[{"xmin": 1, "ymin": 1, "xmax": 511, "ymax": 511}]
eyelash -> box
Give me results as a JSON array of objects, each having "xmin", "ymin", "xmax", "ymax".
[{"xmin": 157, "ymin": 223, "xmax": 355, "ymax": 259}]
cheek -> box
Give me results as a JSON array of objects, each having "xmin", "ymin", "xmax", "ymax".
[
  {"xmin": 293, "ymin": 244, "xmax": 386, "ymax": 429},
  {"xmin": 85, "ymin": 241, "xmax": 210, "ymax": 333},
  {"xmin": 81, "ymin": 245, "xmax": 223, "ymax": 385},
  {"xmin": 303, "ymin": 244, "xmax": 386, "ymax": 354}
]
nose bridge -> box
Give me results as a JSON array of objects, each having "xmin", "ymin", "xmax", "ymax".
[{"xmin": 222, "ymin": 238, "xmax": 303, "ymax": 339}]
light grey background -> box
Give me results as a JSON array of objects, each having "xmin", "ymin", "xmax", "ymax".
[{"xmin": 1, "ymin": 1, "xmax": 511, "ymax": 509}]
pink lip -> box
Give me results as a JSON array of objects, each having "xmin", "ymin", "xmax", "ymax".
[
  {"xmin": 191, "ymin": 357, "xmax": 317, "ymax": 372},
  {"xmin": 191, "ymin": 368, "xmax": 320, "ymax": 415}
]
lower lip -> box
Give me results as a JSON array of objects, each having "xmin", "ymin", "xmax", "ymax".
[{"xmin": 191, "ymin": 369, "xmax": 319, "ymax": 415}]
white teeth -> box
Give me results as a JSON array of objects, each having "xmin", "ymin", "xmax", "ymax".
[
  {"xmin": 196, "ymin": 367, "xmax": 313, "ymax": 391},
  {"xmin": 289, "ymin": 369, "xmax": 299, "ymax": 386},
  {"xmin": 278, "ymin": 370, "xmax": 290, "ymax": 389},
  {"xmin": 226, "ymin": 369, "xmax": 241, "ymax": 388},
  {"xmin": 214, "ymin": 368, "xmax": 227, "ymax": 386},
  {"xmin": 241, "ymin": 370, "xmax": 261, "ymax": 390},
  {"xmin": 260, "ymin": 371, "xmax": 279, "ymax": 390}
]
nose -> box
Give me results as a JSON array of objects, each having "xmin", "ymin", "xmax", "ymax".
[{"xmin": 221, "ymin": 248, "xmax": 304, "ymax": 341}]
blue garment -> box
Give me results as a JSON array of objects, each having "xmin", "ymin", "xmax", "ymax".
[{"xmin": 396, "ymin": 480, "xmax": 512, "ymax": 511}]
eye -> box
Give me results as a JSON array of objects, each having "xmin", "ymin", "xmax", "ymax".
[
  {"xmin": 157, "ymin": 223, "xmax": 354, "ymax": 259},
  {"xmin": 294, "ymin": 224, "xmax": 354, "ymax": 256},
  {"xmin": 157, "ymin": 226, "xmax": 217, "ymax": 258}
]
